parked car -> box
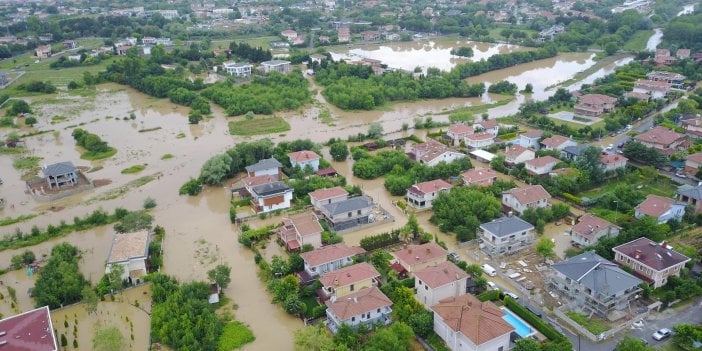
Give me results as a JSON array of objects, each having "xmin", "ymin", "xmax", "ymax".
[
  {"xmin": 504, "ymin": 292, "xmax": 519, "ymax": 300},
  {"xmin": 606, "ymin": 144, "xmax": 613, "ymax": 150},
  {"xmin": 638, "ymin": 337, "xmax": 649, "ymax": 345},
  {"xmin": 675, "ymin": 172, "xmax": 687, "ymax": 179},
  {"xmin": 652, "ymin": 328, "xmax": 672, "ymax": 341},
  {"xmin": 448, "ymin": 252, "xmax": 460, "ymax": 262},
  {"xmin": 487, "ymin": 281, "xmax": 498, "ymax": 290}
]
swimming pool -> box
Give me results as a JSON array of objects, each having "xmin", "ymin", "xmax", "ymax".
[{"xmin": 500, "ymin": 307, "xmax": 534, "ymax": 338}]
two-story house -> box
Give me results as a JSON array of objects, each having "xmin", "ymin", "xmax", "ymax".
[
  {"xmin": 261, "ymin": 60, "xmax": 292, "ymax": 74},
  {"xmin": 570, "ymin": 214, "xmax": 620, "ymax": 247},
  {"xmin": 249, "ymin": 181, "xmax": 294, "ymax": 213},
  {"xmin": 410, "ymin": 140, "xmax": 466, "ymax": 167},
  {"xmin": 431, "ymin": 294, "xmax": 514, "ymax": 351},
  {"xmin": 472, "ymin": 119, "xmax": 498, "ymax": 136},
  {"xmin": 540, "ymin": 135, "xmax": 577, "ymax": 151},
  {"xmin": 223, "ymin": 61, "xmax": 253, "ymax": 77},
  {"xmin": 277, "ymin": 212, "xmax": 323, "ymax": 251},
  {"xmin": 647, "ymin": 71, "xmax": 685, "ymax": 87},
  {"xmin": 106, "ymin": 230, "xmax": 150, "ymax": 285},
  {"xmin": 42, "ymin": 161, "xmax": 79, "ymax": 189},
  {"xmin": 574, "ymin": 94, "xmax": 618, "ymax": 117},
  {"xmin": 281, "ymin": 29, "xmax": 298, "ymax": 41},
  {"xmin": 502, "ymin": 185, "xmax": 551, "ymax": 215},
  {"xmin": 561, "ymin": 144, "xmax": 588, "ymax": 161},
  {"xmin": 684, "ymin": 152, "xmax": 702, "ymax": 174},
  {"xmin": 524, "ymin": 156, "xmax": 559, "ymax": 175},
  {"xmin": 288, "ymin": 150, "xmax": 321, "ymax": 171},
  {"xmin": 393, "ymin": 242, "xmax": 448, "ymax": 275},
  {"xmin": 676, "ymin": 184, "xmax": 702, "ymax": 213},
  {"xmin": 519, "ymin": 130, "xmax": 543, "ymax": 149},
  {"xmin": 407, "ymin": 179, "xmax": 453, "ymax": 209},
  {"xmin": 446, "ymin": 124, "xmax": 474, "ymax": 146},
  {"xmin": 601, "ymin": 154, "xmax": 628, "ymax": 172},
  {"xmin": 634, "ymin": 126, "xmax": 686, "ymax": 156},
  {"xmin": 325, "ymin": 286, "xmax": 392, "ymax": 333},
  {"xmin": 504, "ymin": 145, "xmax": 535, "ymax": 165},
  {"xmin": 461, "ymin": 168, "xmax": 497, "ymax": 187},
  {"xmin": 681, "ymin": 118, "xmax": 702, "ymax": 139},
  {"xmin": 319, "ymin": 196, "xmax": 373, "ymax": 231},
  {"xmin": 464, "ymin": 133, "xmax": 495, "ymax": 149},
  {"xmin": 634, "ymin": 194, "xmax": 685, "ymax": 223},
  {"xmin": 414, "ymin": 261, "xmax": 468, "ymax": 307},
  {"xmin": 633, "ymin": 79, "xmax": 671, "ymax": 100},
  {"xmin": 479, "ymin": 216, "xmax": 535, "ymax": 257},
  {"xmin": 245, "ymin": 157, "xmax": 283, "ymax": 179},
  {"xmin": 318, "ymin": 262, "xmax": 381, "ymax": 301},
  {"xmin": 613, "ymin": 238, "xmax": 690, "ymax": 288},
  {"xmin": 309, "ymin": 186, "xmax": 349, "ymax": 210},
  {"xmin": 300, "ymin": 244, "xmax": 366, "ymax": 283},
  {"xmin": 549, "ymin": 251, "xmax": 642, "ymax": 319}
]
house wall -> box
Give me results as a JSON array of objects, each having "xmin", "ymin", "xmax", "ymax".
[
  {"xmin": 543, "ymin": 140, "xmax": 577, "ymax": 151},
  {"xmin": 299, "ymin": 232, "xmax": 323, "ymax": 249},
  {"xmin": 677, "ymin": 193, "xmax": 702, "ymax": 213},
  {"xmin": 525, "ymin": 162, "xmax": 555, "ymax": 175},
  {"xmin": 398, "ymin": 256, "xmax": 446, "ymax": 274},
  {"xmin": 507, "ymin": 150, "xmax": 535, "ymax": 164},
  {"xmin": 249, "ymin": 167, "xmax": 280, "ymax": 179},
  {"xmin": 519, "ymin": 136, "xmax": 540, "ymax": 150},
  {"xmin": 311, "ymin": 194, "xmax": 348, "ymax": 210},
  {"xmin": 480, "ymin": 227, "xmax": 535, "ymax": 256},
  {"xmin": 571, "ymin": 226, "xmax": 619, "ymax": 247},
  {"xmin": 327, "ymin": 205, "xmax": 372, "ymax": 222},
  {"xmin": 614, "ymin": 253, "xmax": 686, "ymax": 288},
  {"xmin": 464, "ymin": 138, "xmax": 493, "ymax": 150},
  {"xmin": 305, "ymin": 256, "xmax": 354, "ymax": 277},
  {"xmin": 255, "ymin": 191, "xmax": 293, "ymax": 213},
  {"xmin": 602, "ymin": 161, "xmax": 627, "ymax": 172},
  {"xmin": 326, "ymin": 304, "xmax": 391, "ymax": 332},
  {"xmin": 407, "ymin": 189, "xmax": 449, "ymax": 209},
  {"xmin": 333, "ymin": 277, "xmax": 376, "ymax": 298},
  {"xmin": 633, "ymin": 87, "xmax": 666, "ymax": 99},
  {"xmin": 426, "ymin": 152, "xmax": 466, "ymax": 167},
  {"xmin": 464, "ymin": 177, "xmax": 495, "ymax": 187},
  {"xmin": 684, "ymin": 159, "xmax": 701, "ymax": 174},
  {"xmin": 290, "ymin": 158, "xmax": 320, "ymax": 171},
  {"xmin": 416, "ymin": 278, "xmax": 467, "ymax": 307},
  {"xmin": 106, "ymin": 259, "xmax": 147, "ymax": 282},
  {"xmin": 635, "ymin": 204, "xmax": 685, "ymax": 223},
  {"xmin": 501, "ymin": 194, "xmax": 548, "ymax": 214}
]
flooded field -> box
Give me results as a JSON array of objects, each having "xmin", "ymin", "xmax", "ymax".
[{"xmin": 329, "ymin": 38, "xmax": 526, "ymax": 71}]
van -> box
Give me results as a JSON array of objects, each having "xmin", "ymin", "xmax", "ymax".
[{"xmin": 482, "ymin": 264, "xmax": 497, "ymax": 277}]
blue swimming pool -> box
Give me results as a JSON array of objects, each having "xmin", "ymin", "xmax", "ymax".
[{"xmin": 500, "ymin": 307, "xmax": 534, "ymax": 338}]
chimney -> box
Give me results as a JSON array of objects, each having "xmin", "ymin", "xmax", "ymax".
[
  {"xmin": 353, "ymin": 297, "xmax": 358, "ymax": 303},
  {"xmin": 634, "ymin": 249, "xmax": 642, "ymax": 259},
  {"xmin": 426, "ymin": 248, "xmax": 431, "ymax": 254},
  {"xmin": 660, "ymin": 241, "xmax": 667, "ymax": 249}
]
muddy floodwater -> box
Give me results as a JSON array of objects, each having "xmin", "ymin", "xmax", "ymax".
[{"xmin": 330, "ymin": 38, "xmax": 526, "ymax": 71}]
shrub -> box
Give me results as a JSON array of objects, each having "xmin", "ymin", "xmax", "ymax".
[
  {"xmin": 143, "ymin": 197, "xmax": 157, "ymax": 209},
  {"xmin": 217, "ymin": 321, "xmax": 255, "ymax": 351},
  {"xmin": 179, "ymin": 178, "xmax": 203, "ymax": 196},
  {"xmin": 476, "ymin": 289, "xmax": 500, "ymax": 302},
  {"xmin": 360, "ymin": 230, "xmax": 400, "ymax": 251},
  {"xmin": 24, "ymin": 116, "xmax": 37, "ymax": 126},
  {"xmin": 563, "ymin": 193, "xmax": 582, "ymax": 205}
]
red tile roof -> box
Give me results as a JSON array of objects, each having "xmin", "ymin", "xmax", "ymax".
[
  {"xmin": 414, "ymin": 261, "xmax": 468, "ymax": 289},
  {"xmin": 635, "ymin": 126, "xmax": 685, "ymax": 146},
  {"xmin": 409, "ymin": 179, "xmax": 453, "ymax": 196},
  {"xmin": 579, "ymin": 93, "xmax": 617, "ymax": 106},
  {"xmin": 504, "ymin": 185, "xmax": 551, "ymax": 205},
  {"xmin": 465, "ymin": 132, "xmax": 494, "ymax": 141},
  {"xmin": 325, "ymin": 286, "xmax": 392, "ymax": 320},
  {"xmin": 412, "ymin": 139, "xmax": 462, "ymax": 163},
  {"xmin": 541, "ymin": 135, "xmax": 571, "ymax": 148},
  {"xmin": 431, "ymin": 294, "xmax": 514, "ymax": 346},
  {"xmin": 301, "ymin": 244, "xmax": 365, "ymax": 267},
  {"xmin": 244, "ymin": 174, "xmax": 277, "ymax": 187},
  {"xmin": 572, "ymin": 214, "xmax": 618, "ymax": 240},
  {"xmin": 676, "ymin": 49, "xmax": 691, "ymax": 58},
  {"xmin": 635, "ymin": 195, "xmax": 676, "ymax": 217},
  {"xmin": 319, "ymin": 262, "xmax": 380, "ymax": 288},
  {"xmin": 634, "ymin": 79, "xmax": 671, "ymax": 92},
  {"xmin": 448, "ymin": 124, "xmax": 474, "ymax": 136},
  {"xmin": 0, "ymin": 306, "xmax": 57, "ymax": 351},
  {"xmin": 681, "ymin": 118, "xmax": 702, "ymax": 128},
  {"xmin": 613, "ymin": 237, "xmax": 690, "ymax": 272},
  {"xmin": 505, "ymin": 145, "xmax": 531, "ymax": 159},
  {"xmin": 525, "ymin": 156, "xmax": 559, "ymax": 168},
  {"xmin": 521, "ymin": 130, "xmax": 543, "ymax": 139},
  {"xmin": 600, "ymin": 153, "xmax": 628, "ymax": 165},
  {"xmin": 462, "ymin": 168, "xmax": 497, "ymax": 184},
  {"xmin": 474, "ymin": 119, "xmax": 497, "ymax": 129},
  {"xmin": 288, "ymin": 150, "xmax": 320, "ymax": 162},
  {"xmin": 394, "ymin": 242, "xmax": 447, "ymax": 267},
  {"xmin": 281, "ymin": 212, "xmax": 322, "ymax": 237},
  {"xmin": 687, "ymin": 152, "xmax": 702, "ymax": 164},
  {"xmin": 309, "ymin": 186, "xmax": 348, "ymax": 202}
]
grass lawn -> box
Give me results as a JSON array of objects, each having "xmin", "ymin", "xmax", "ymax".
[
  {"xmin": 566, "ymin": 311, "xmax": 610, "ymax": 335},
  {"xmin": 121, "ymin": 164, "xmax": 146, "ymax": 174},
  {"xmin": 12, "ymin": 156, "xmax": 42, "ymax": 170},
  {"xmin": 441, "ymin": 97, "xmax": 514, "ymax": 117},
  {"xmin": 80, "ymin": 147, "xmax": 117, "ymax": 161},
  {"xmin": 217, "ymin": 321, "xmax": 255, "ymax": 351},
  {"xmin": 228, "ymin": 116, "xmax": 290, "ymax": 136},
  {"xmin": 623, "ymin": 30, "xmax": 654, "ymax": 52},
  {"xmin": 579, "ymin": 173, "xmax": 677, "ymax": 199},
  {"xmin": 0, "ymin": 214, "xmax": 38, "ymax": 227}
]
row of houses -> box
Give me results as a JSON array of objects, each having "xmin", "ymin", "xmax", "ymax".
[{"xmin": 221, "ymin": 59, "xmax": 292, "ymax": 77}]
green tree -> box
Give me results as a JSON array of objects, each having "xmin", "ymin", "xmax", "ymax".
[
  {"xmin": 33, "ymin": 243, "xmax": 88, "ymax": 308},
  {"xmin": 107, "ymin": 264, "xmax": 125, "ymax": 293},
  {"xmin": 113, "ymin": 210, "xmax": 153, "ymax": 233},
  {"xmin": 143, "ymin": 197, "xmax": 157, "ymax": 209},
  {"xmin": 523, "ymin": 83, "xmax": 533, "ymax": 94},
  {"xmin": 536, "ymin": 237, "xmax": 555, "ymax": 261},
  {"xmin": 6, "ymin": 99, "xmax": 31, "ymax": 116},
  {"xmin": 362, "ymin": 322, "xmax": 414, "ymax": 351},
  {"xmin": 200, "ymin": 154, "xmax": 233, "ymax": 185},
  {"xmin": 614, "ymin": 336, "xmax": 653, "ymax": 351},
  {"xmin": 431, "ymin": 187, "xmax": 502, "ymax": 241},
  {"xmin": 605, "ymin": 42, "xmax": 619, "ymax": 55},
  {"xmin": 673, "ymin": 323, "xmax": 702, "ymax": 350},
  {"xmin": 329, "ymin": 141, "xmax": 349, "ymax": 161},
  {"xmin": 368, "ymin": 122, "xmax": 384, "ymax": 138},
  {"xmin": 574, "ymin": 146, "xmax": 605, "ymax": 184},
  {"xmin": 207, "ymin": 264, "xmax": 232, "ymax": 290},
  {"xmin": 294, "ymin": 325, "xmax": 344, "ymax": 351},
  {"xmin": 514, "ymin": 338, "xmax": 542, "ymax": 351},
  {"xmin": 92, "ymin": 326, "xmax": 125, "ymax": 351},
  {"xmin": 82, "ymin": 287, "xmax": 98, "ymax": 315},
  {"xmin": 24, "ymin": 116, "xmax": 37, "ymax": 126},
  {"xmin": 407, "ymin": 310, "xmax": 433, "ymax": 337}
]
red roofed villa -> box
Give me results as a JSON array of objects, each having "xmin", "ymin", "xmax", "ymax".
[
  {"xmin": 414, "ymin": 261, "xmax": 468, "ymax": 307},
  {"xmin": 462, "ymin": 168, "xmax": 497, "ymax": 187},
  {"xmin": 570, "ymin": 214, "xmax": 620, "ymax": 247},
  {"xmin": 525, "ymin": 156, "xmax": 559, "ymax": 175},
  {"xmin": 406, "ymin": 179, "xmax": 453, "ymax": 209},
  {"xmin": 0, "ymin": 306, "xmax": 57, "ymax": 351},
  {"xmin": 502, "ymin": 185, "xmax": 551, "ymax": 214},
  {"xmin": 505, "ymin": 144, "xmax": 535, "ymax": 165},
  {"xmin": 319, "ymin": 262, "xmax": 381, "ymax": 300},
  {"xmin": 288, "ymin": 150, "xmax": 321, "ymax": 171},
  {"xmin": 540, "ymin": 135, "xmax": 576, "ymax": 151},
  {"xmin": 393, "ymin": 242, "xmax": 448, "ymax": 274},
  {"xmin": 277, "ymin": 212, "xmax": 323, "ymax": 251},
  {"xmin": 300, "ymin": 244, "xmax": 366, "ymax": 282},
  {"xmin": 309, "ymin": 186, "xmax": 349, "ymax": 210},
  {"xmin": 613, "ymin": 237, "xmax": 690, "ymax": 288},
  {"xmin": 634, "ymin": 194, "xmax": 685, "ymax": 223},
  {"xmin": 634, "ymin": 126, "xmax": 686, "ymax": 155},
  {"xmin": 574, "ymin": 94, "xmax": 617, "ymax": 117},
  {"xmin": 446, "ymin": 124, "xmax": 474, "ymax": 146},
  {"xmin": 325, "ymin": 286, "xmax": 392, "ymax": 333},
  {"xmin": 600, "ymin": 153, "xmax": 628, "ymax": 172}
]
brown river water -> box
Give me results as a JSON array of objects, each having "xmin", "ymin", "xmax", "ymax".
[{"xmin": 0, "ymin": 41, "xmax": 647, "ymax": 349}]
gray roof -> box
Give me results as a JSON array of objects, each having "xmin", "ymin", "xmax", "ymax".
[
  {"xmin": 677, "ymin": 184, "xmax": 702, "ymax": 200},
  {"xmin": 262, "ymin": 59, "xmax": 291, "ymax": 65},
  {"xmin": 480, "ymin": 216, "xmax": 534, "ymax": 237},
  {"xmin": 251, "ymin": 181, "xmax": 291, "ymax": 197},
  {"xmin": 322, "ymin": 196, "xmax": 372, "ymax": 216},
  {"xmin": 42, "ymin": 161, "xmax": 77, "ymax": 177},
  {"xmin": 245, "ymin": 158, "xmax": 282, "ymax": 173},
  {"xmin": 562, "ymin": 144, "xmax": 588, "ymax": 156},
  {"xmin": 552, "ymin": 251, "xmax": 642, "ymax": 296}
]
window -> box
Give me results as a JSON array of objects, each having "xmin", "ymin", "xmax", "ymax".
[
  {"xmin": 498, "ymin": 347, "xmax": 504, "ymax": 351},
  {"xmin": 357, "ymin": 210, "xmax": 361, "ymax": 215},
  {"xmin": 350, "ymin": 284, "xmax": 355, "ymax": 291},
  {"xmin": 425, "ymin": 285, "xmax": 428, "ymax": 291},
  {"xmin": 348, "ymin": 212, "xmax": 352, "ymax": 217},
  {"xmin": 377, "ymin": 308, "xmax": 380, "ymax": 313},
  {"xmin": 351, "ymin": 317, "xmax": 355, "ymax": 322},
  {"xmin": 328, "ymin": 199, "xmax": 331, "ymax": 204}
]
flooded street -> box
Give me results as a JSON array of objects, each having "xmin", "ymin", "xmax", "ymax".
[{"xmin": 646, "ymin": 28, "xmax": 663, "ymax": 51}]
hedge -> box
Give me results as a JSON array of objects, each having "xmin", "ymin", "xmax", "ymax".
[
  {"xmin": 360, "ymin": 230, "xmax": 400, "ymax": 251},
  {"xmin": 504, "ymin": 297, "xmax": 569, "ymax": 344},
  {"xmin": 477, "ymin": 289, "xmax": 500, "ymax": 302},
  {"xmin": 497, "ymin": 132, "xmax": 517, "ymax": 140},
  {"xmin": 562, "ymin": 193, "xmax": 582, "ymax": 205}
]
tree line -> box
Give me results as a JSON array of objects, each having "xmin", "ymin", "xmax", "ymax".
[{"xmin": 228, "ymin": 41, "xmax": 272, "ymax": 63}]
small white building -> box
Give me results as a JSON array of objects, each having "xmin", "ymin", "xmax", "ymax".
[
  {"xmin": 461, "ymin": 168, "xmax": 497, "ymax": 187},
  {"xmin": 541, "ymin": 135, "xmax": 577, "ymax": 151},
  {"xmin": 634, "ymin": 195, "xmax": 685, "ymax": 223},
  {"xmin": 414, "ymin": 261, "xmax": 467, "ymax": 308},
  {"xmin": 245, "ymin": 158, "xmax": 282, "ymax": 179},
  {"xmin": 410, "ymin": 140, "xmax": 466, "ymax": 167},
  {"xmin": 464, "ymin": 133, "xmax": 495, "ymax": 149},
  {"xmin": 288, "ymin": 150, "xmax": 321, "ymax": 171},
  {"xmin": 518, "ymin": 130, "xmax": 543, "ymax": 149},
  {"xmin": 407, "ymin": 179, "xmax": 453, "ymax": 209},
  {"xmin": 504, "ymin": 144, "xmax": 535, "ymax": 165},
  {"xmin": 472, "ymin": 119, "xmax": 498, "ymax": 136},
  {"xmin": 600, "ymin": 154, "xmax": 628, "ymax": 172},
  {"xmin": 524, "ymin": 156, "xmax": 559, "ymax": 175},
  {"xmin": 106, "ymin": 230, "xmax": 151, "ymax": 285},
  {"xmin": 502, "ymin": 185, "xmax": 551, "ymax": 215},
  {"xmin": 223, "ymin": 61, "xmax": 253, "ymax": 77}
]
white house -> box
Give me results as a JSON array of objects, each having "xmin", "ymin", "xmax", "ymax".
[
  {"xmin": 414, "ymin": 261, "xmax": 467, "ymax": 307},
  {"xmin": 300, "ymin": 244, "xmax": 366, "ymax": 280},
  {"xmin": 261, "ymin": 60, "xmax": 292, "ymax": 74},
  {"xmin": 479, "ymin": 216, "xmax": 535, "ymax": 257},
  {"xmin": 570, "ymin": 214, "xmax": 620, "ymax": 247},
  {"xmin": 634, "ymin": 195, "xmax": 685, "ymax": 223},
  {"xmin": 223, "ymin": 61, "xmax": 253, "ymax": 77},
  {"xmin": 446, "ymin": 124, "xmax": 474, "ymax": 146},
  {"xmin": 502, "ymin": 185, "xmax": 551, "ymax": 215},
  {"xmin": 600, "ymin": 154, "xmax": 628, "ymax": 172},
  {"xmin": 472, "ymin": 119, "xmax": 498, "ymax": 136},
  {"xmin": 106, "ymin": 230, "xmax": 150, "ymax": 285},
  {"xmin": 519, "ymin": 130, "xmax": 543, "ymax": 149},
  {"xmin": 245, "ymin": 157, "xmax": 282, "ymax": 179},
  {"xmin": 288, "ymin": 150, "xmax": 321, "ymax": 171},
  {"xmin": 431, "ymin": 294, "xmax": 514, "ymax": 351},
  {"xmin": 540, "ymin": 135, "xmax": 576, "ymax": 151},
  {"xmin": 633, "ymin": 79, "xmax": 671, "ymax": 100},
  {"xmin": 407, "ymin": 179, "xmax": 453, "ymax": 209},
  {"xmin": 504, "ymin": 145, "xmax": 535, "ymax": 165},
  {"xmin": 248, "ymin": 181, "xmax": 293, "ymax": 213},
  {"xmin": 524, "ymin": 156, "xmax": 559, "ymax": 175},
  {"xmin": 464, "ymin": 133, "xmax": 495, "ymax": 149},
  {"xmin": 309, "ymin": 186, "xmax": 349, "ymax": 210},
  {"xmin": 325, "ymin": 286, "xmax": 392, "ymax": 333},
  {"xmin": 410, "ymin": 140, "xmax": 466, "ymax": 167}
]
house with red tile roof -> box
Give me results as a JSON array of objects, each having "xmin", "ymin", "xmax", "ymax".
[
  {"xmin": 281, "ymin": 29, "xmax": 298, "ymax": 41},
  {"xmin": 634, "ymin": 194, "xmax": 685, "ymax": 223},
  {"xmin": 325, "ymin": 286, "xmax": 392, "ymax": 333},
  {"xmin": 288, "ymin": 150, "xmax": 321, "ymax": 171},
  {"xmin": 504, "ymin": 144, "xmax": 535, "ymax": 165},
  {"xmin": 684, "ymin": 152, "xmax": 702, "ymax": 174},
  {"xmin": 415, "ymin": 261, "xmax": 468, "ymax": 307},
  {"xmin": 407, "ymin": 179, "xmax": 453, "ymax": 209},
  {"xmin": 681, "ymin": 118, "xmax": 702, "ymax": 139},
  {"xmin": 613, "ymin": 237, "xmax": 690, "ymax": 288},
  {"xmin": 574, "ymin": 94, "xmax": 617, "ymax": 117},
  {"xmin": 676, "ymin": 48, "xmax": 691, "ymax": 59},
  {"xmin": 624, "ymin": 91, "xmax": 650, "ymax": 101},
  {"xmin": 431, "ymin": 294, "xmax": 514, "ymax": 351},
  {"xmin": 393, "ymin": 242, "xmax": 448, "ymax": 274},
  {"xmin": 301, "ymin": 244, "xmax": 366, "ymax": 281},
  {"xmin": 277, "ymin": 212, "xmax": 323, "ymax": 251},
  {"xmin": 461, "ymin": 168, "xmax": 497, "ymax": 187},
  {"xmin": 633, "ymin": 79, "xmax": 671, "ymax": 99},
  {"xmin": 472, "ymin": 119, "xmax": 498, "ymax": 136},
  {"xmin": 502, "ymin": 185, "xmax": 551, "ymax": 214},
  {"xmin": 360, "ymin": 30, "xmax": 380, "ymax": 41},
  {"xmin": 319, "ymin": 262, "xmax": 380, "ymax": 300},
  {"xmin": 600, "ymin": 154, "xmax": 628, "ymax": 172},
  {"xmin": 464, "ymin": 132, "xmax": 495, "ymax": 149},
  {"xmin": 540, "ymin": 135, "xmax": 576, "ymax": 151},
  {"xmin": 0, "ymin": 306, "xmax": 57, "ymax": 351},
  {"xmin": 337, "ymin": 27, "xmax": 351, "ymax": 42},
  {"xmin": 634, "ymin": 126, "xmax": 686, "ymax": 155},
  {"xmin": 525, "ymin": 156, "xmax": 559, "ymax": 175},
  {"xmin": 446, "ymin": 124, "xmax": 474, "ymax": 146},
  {"xmin": 647, "ymin": 71, "xmax": 686, "ymax": 86},
  {"xmin": 409, "ymin": 139, "xmax": 466, "ymax": 167},
  {"xmin": 309, "ymin": 186, "xmax": 349, "ymax": 210},
  {"xmin": 570, "ymin": 214, "xmax": 620, "ymax": 247}
]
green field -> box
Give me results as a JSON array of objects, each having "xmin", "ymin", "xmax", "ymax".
[
  {"xmin": 623, "ymin": 30, "xmax": 654, "ymax": 52},
  {"xmin": 121, "ymin": 164, "xmax": 146, "ymax": 174},
  {"xmin": 579, "ymin": 173, "xmax": 677, "ymax": 200},
  {"xmin": 80, "ymin": 147, "xmax": 117, "ymax": 161},
  {"xmin": 228, "ymin": 116, "xmax": 291, "ymax": 136}
]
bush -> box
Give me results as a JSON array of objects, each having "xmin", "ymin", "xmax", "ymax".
[
  {"xmin": 563, "ymin": 193, "xmax": 582, "ymax": 205},
  {"xmin": 143, "ymin": 197, "xmax": 157, "ymax": 209},
  {"xmin": 229, "ymin": 205, "xmax": 237, "ymax": 223},
  {"xmin": 476, "ymin": 289, "xmax": 500, "ymax": 302},
  {"xmin": 360, "ymin": 230, "xmax": 400, "ymax": 251},
  {"xmin": 179, "ymin": 178, "xmax": 203, "ymax": 196},
  {"xmin": 217, "ymin": 321, "xmax": 255, "ymax": 351},
  {"xmin": 24, "ymin": 116, "xmax": 37, "ymax": 126}
]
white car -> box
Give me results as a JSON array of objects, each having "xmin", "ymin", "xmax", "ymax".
[
  {"xmin": 487, "ymin": 281, "xmax": 498, "ymax": 290},
  {"xmin": 504, "ymin": 292, "xmax": 519, "ymax": 300},
  {"xmin": 652, "ymin": 328, "xmax": 672, "ymax": 341},
  {"xmin": 675, "ymin": 173, "xmax": 687, "ymax": 179}
]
